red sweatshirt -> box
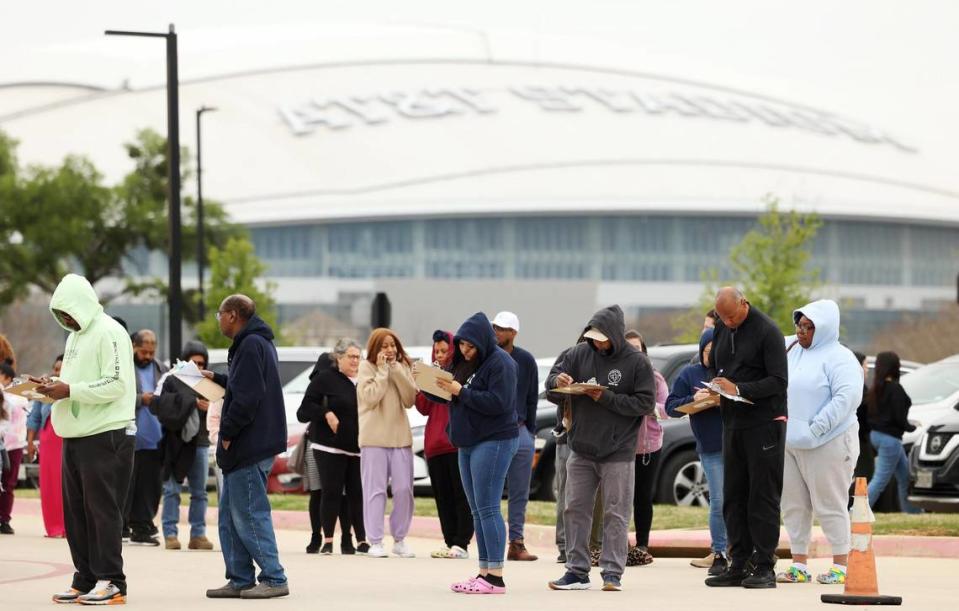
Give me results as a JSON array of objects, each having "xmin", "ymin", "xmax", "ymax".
[{"xmin": 414, "ymin": 331, "xmax": 457, "ymax": 459}]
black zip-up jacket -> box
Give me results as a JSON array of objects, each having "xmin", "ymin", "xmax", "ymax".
[
  {"xmin": 711, "ymin": 305, "xmax": 788, "ymax": 429},
  {"xmin": 867, "ymin": 381, "xmax": 916, "ymax": 440},
  {"xmin": 545, "ymin": 305, "xmax": 655, "ymax": 462},
  {"xmin": 297, "ymin": 353, "xmax": 360, "ymax": 454},
  {"xmin": 215, "ymin": 315, "xmax": 288, "ymax": 473}
]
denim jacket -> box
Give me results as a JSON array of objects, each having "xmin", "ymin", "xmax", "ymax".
[{"xmin": 26, "ymin": 401, "xmax": 53, "ymax": 433}]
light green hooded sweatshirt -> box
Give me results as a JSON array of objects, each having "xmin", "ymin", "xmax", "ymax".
[{"xmin": 49, "ymin": 274, "xmax": 136, "ymax": 438}]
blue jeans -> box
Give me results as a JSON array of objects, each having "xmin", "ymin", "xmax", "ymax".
[
  {"xmin": 699, "ymin": 451, "xmax": 727, "ymax": 554},
  {"xmin": 506, "ymin": 426, "xmax": 535, "ymax": 541},
  {"xmin": 459, "ymin": 436, "xmax": 519, "ymax": 570},
  {"xmin": 162, "ymin": 446, "xmax": 210, "ymax": 538},
  {"xmin": 219, "ymin": 457, "xmax": 287, "ymax": 587},
  {"xmin": 868, "ymin": 431, "xmax": 921, "ymax": 513}
]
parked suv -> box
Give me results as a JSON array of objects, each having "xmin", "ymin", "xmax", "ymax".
[{"xmin": 909, "ymin": 403, "xmax": 959, "ymax": 513}]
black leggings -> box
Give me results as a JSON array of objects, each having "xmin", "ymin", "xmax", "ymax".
[
  {"xmin": 426, "ymin": 452, "xmax": 474, "ymax": 549},
  {"xmin": 315, "ymin": 449, "xmax": 365, "ymax": 542},
  {"xmin": 308, "ymin": 490, "xmax": 352, "ymax": 543},
  {"xmin": 633, "ymin": 450, "xmax": 661, "ymax": 547}
]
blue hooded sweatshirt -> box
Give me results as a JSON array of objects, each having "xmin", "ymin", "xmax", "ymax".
[
  {"xmin": 785, "ymin": 299, "xmax": 863, "ymax": 450},
  {"xmin": 446, "ymin": 312, "xmax": 519, "ymax": 448},
  {"xmin": 665, "ymin": 328, "xmax": 723, "ymax": 455}
]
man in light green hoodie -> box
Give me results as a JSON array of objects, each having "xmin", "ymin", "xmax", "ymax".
[{"xmin": 35, "ymin": 274, "xmax": 136, "ymax": 606}]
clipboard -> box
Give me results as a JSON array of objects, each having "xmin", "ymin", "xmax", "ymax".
[
  {"xmin": 5, "ymin": 379, "xmax": 56, "ymax": 403},
  {"xmin": 703, "ymin": 382, "xmax": 754, "ymax": 404},
  {"xmin": 552, "ymin": 383, "xmax": 607, "ymax": 396},
  {"xmin": 674, "ymin": 394, "xmax": 720, "ymax": 415},
  {"xmin": 412, "ymin": 362, "xmax": 454, "ymax": 401}
]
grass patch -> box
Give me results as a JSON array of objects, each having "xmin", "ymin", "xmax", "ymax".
[{"xmin": 17, "ymin": 487, "xmax": 959, "ymax": 537}]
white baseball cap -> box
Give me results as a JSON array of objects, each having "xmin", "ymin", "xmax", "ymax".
[
  {"xmin": 583, "ymin": 327, "xmax": 609, "ymax": 342},
  {"xmin": 491, "ymin": 311, "xmax": 520, "ymax": 332}
]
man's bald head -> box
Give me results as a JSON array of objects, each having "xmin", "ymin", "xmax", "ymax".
[
  {"xmin": 220, "ymin": 294, "xmax": 256, "ymax": 322},
  {"xmin": 714, "ymin": 286, "xmax": 750, "ymax": 329}
]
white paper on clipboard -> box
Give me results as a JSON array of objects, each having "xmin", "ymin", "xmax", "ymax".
[{"xmin": 412, "ymin": 362, "xmax": 454, "ymax": 401}]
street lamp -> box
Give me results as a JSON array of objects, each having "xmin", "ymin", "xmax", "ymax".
[
  {"xmin": 195, "ymin": 105, "xmax": 217, "ymax": 320},
  {"xmin": 105, "ymin": 24, "xmax": 183, "ymax": 363}
]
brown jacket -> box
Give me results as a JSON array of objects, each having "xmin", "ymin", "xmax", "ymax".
[{"xmin": 357, "ymin": 360, "xmax": 417, "ymax": 448}]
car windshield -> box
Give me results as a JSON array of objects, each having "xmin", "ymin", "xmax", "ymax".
[{"xmin": 901, "ymin": 361, "xmax": 959, "ymax": 405}]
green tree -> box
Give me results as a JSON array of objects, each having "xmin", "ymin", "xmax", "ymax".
[
  {"xmin": 195, "ymin": 236, "xmax": 282, "ymax": 348},
  {"xmin": 674, "ymin": 196, "xmax": 823, "ymax": 341},
  {"xmin": 0, "ymin": 128, "xmax": 239, "ymax": 310}
]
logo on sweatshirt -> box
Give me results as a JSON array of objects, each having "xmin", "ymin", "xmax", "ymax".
[{"xmin": 608, "ymin": 369, "xmax": 622, "ymax": 386}]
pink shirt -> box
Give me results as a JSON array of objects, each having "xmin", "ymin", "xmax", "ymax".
[
  {"xmin": 2, "ymin": 391, "xmax": 29, "ymax": 450},
  {"xmin": 636, "ymin": 371, "xmax": 668, "ymax": 455}
]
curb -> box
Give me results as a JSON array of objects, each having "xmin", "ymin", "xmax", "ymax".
[{"xmin": 13, "ymin": 498, "xmax": 956, "ymax": 558}]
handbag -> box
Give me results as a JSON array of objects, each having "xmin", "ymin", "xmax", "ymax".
[{"xmin": 288, "ymin": 395, "xmax": 326, "ymax": 475}]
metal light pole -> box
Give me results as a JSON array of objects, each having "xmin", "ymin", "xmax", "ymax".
[
  {"xmin": 105, "ymin": 24, "xmax": 182, "ymax": 362},
  {"xmin": 195, "ymin": 105, "xmax": 217, "ymax": 321}
]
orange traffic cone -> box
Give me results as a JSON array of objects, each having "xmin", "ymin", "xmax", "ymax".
[{"xmin": 822, "ymin": 477, "xmax": 902, "ymax": 606}]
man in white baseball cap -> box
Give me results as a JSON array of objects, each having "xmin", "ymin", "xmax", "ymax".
[{"xmin": 491, "ymin": 311, "xmax": 539, "ymax": 562}]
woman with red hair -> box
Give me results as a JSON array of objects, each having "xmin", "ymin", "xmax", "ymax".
[{"xmin": 357, "ymin": 328, "xmax": 418, "ymax": 559}]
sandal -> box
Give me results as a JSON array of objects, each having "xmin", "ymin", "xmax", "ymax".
[{"xmin": 453, "ymin": 577, "xmax": 505, "ymax": 595}]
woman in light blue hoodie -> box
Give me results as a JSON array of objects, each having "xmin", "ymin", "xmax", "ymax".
[{"xmin": 778, "ymin": 300, "xmax": 863, "ymax": 586}]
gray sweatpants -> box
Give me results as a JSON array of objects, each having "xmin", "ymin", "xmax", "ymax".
[
  {"xmin": 782, "ymin": 426, "xmax": 859, "ymax": 556},
  {"xmin": 555, "ymin": 444, "xmax": 570, "ymax": 550},
  {"xmin": 563, "ymin": 451, "xmax": 635, "ymax": 579}
]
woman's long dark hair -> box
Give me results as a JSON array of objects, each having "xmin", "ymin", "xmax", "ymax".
[
  {"xmin": 451, "ymin": 340, "xmax": 480, "ymax": 385},
  {"xmin": 868, "ymin": 351, "xmax": 901, "ymax": 418}
]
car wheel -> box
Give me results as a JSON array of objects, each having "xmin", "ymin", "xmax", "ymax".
[{"xmin": 657, "ymin": 450, "xmax": 709, "ymax": 507}]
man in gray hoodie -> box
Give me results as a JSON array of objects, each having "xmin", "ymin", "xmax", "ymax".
[{"xmin": 545, "ymin": 305, "xmax": 655, "ymax": 592}]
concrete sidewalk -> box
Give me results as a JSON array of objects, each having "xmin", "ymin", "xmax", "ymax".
[{"xmin": 1, "ymin": 507, "xmax": 955, "ymax": 610}]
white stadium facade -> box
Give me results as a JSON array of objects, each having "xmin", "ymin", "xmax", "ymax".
[{"xmin": 2, "ymin": 17, "xmax": 958, "ymax": 356}]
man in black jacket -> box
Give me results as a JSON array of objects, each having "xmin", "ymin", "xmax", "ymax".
[
  {"xmin": 705, "ymin": 287, "xmax": 788, "ymax": 589},
  {"xmin": 545, "ymin": 305, "xmax": 655, "ymax": 592},
  {"xmin": 205, "ymin": 295, "xmax": 289, "ymax": 600}
]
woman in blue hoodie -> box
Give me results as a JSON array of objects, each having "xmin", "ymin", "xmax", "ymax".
[
  {"xmin": 436, "ymin": 312, "xmax": 519, "ymax": 595},
  {"xmin": 777, "ymin": 300, "xmax": 863, "ymax": 586},
  {"xmin": 665, "ymin": 328, "xmax": 727, "ymax": 576}
]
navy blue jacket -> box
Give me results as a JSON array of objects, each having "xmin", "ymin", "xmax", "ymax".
[
  {"xmin": 510, "ymin": 345, "xmax": 539, "ymax": 433},
  {"xmin": 215, "ymin": 315, "xmax": 288, "ymax": 473},
  {"xmin": 447, "ymin": 312, "xmax": 519, "ymax": 448},
  {"xmin": 666, "ymin": 328, "xmax": 723, "ymax": 455}
]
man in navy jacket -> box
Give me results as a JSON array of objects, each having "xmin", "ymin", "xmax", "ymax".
[{"xmin": 205, "ymin": 295, "xmax": 289, "ymax": 600}]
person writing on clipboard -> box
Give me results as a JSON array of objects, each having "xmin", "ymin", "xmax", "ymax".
[
  {"xmin": 545, "ymin": 305, "xmax": 655, "ymax": 593},
  {"xmin": 704, "ymin": 287, "xmax": 788, "ymax": 590}
]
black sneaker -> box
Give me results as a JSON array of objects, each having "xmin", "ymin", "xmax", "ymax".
[
  {"xmin": 705, "ymin": 566, "xmax": 748, "ymax": 587},
  {"xmin": 130, "ymin": 532, "xmax": 161, "ymax": 546},
  {"xmin": 708, "ymin": 553, "xmax": 729, "ymax": 576},
  {"xmin": 548, "ymin": 571, "xmax": 591, "ymax": 590},
  {"xmin": 341, "ymin": 544, "xmax": 356, "ymax": 555},
  {"xmin": 742, "ymin": 567, "xmax": 777, "ymax": 589},
  {"xmin": 306, "ymin": 533, "xmax": 321, "ymax": 554},
  {"xmin": 556, "ymin": 550, "xmax": 567, "ymax": 564},
  {"xmin": 320, "ymin": 542, "xmax": 333, "ymax": 555},
  {"xmin": 121, "ymin": 527, "xmax": 131, "ymax": 543},
  {"xmin": 356, "ymin": 542, "xmax": 371, "ymax": 555},
  {"xmin": 0, "ymin": 522, "xmax": 14, "ymax": 535}
]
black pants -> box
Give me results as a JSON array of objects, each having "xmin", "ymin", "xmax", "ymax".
[
  {"xmin": 314, "ymin": 450, "xmax": 365, "ymax": 542},
  {"xmin": 124, "ymin": 449, "xmax": 163, "ymax": 535},
  {"xmin": 308, "ymin": 490, "xmax": 352, "ymax": 543},
  {"xmin": 63, "ymin": 429, "xmax": 135, "ymax": 594},
  {"xmin": 723, "ymin": 420, "xmax": 785, "ymax": 571},
  {"xmin": 633, "ymin": 450, "xmax": 661, "ymax": 548},
  {"xmin": 427, "ymin": 452, "xmax": 473, "ymax": 549}
]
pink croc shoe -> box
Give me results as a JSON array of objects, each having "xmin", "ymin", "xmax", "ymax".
[
  {"xmin": 450, "ymin": 577, "xmax": 478, "ymax": 593},
  {"xmin": 459, "ymin": 577, "xmax": 505, "ymax": 595}
]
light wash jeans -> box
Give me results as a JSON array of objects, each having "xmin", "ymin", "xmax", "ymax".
[
  {"xmin": 868, "ymin": 431, "xmax": 921, "ymax": 513},
  {"xmin": 459, "ymin": 436, "xmax": 519, "ymax": 570},
  {"xmin": 161, "ymin": 445, "xmax": 210, "ymax": 538},
  {"xmin": 699, "ymin": 451, "xmax": 728, "ymax": 554}
]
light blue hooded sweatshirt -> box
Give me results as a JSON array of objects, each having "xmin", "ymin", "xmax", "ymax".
[{"xmin": 785, "ymin": 299, "xmax": 863, "ymax": 450}]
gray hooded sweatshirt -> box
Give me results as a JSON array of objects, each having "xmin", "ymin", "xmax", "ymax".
[{"xmin": 546, "ymin": 305, "xmax": 655, "ymax": 462}]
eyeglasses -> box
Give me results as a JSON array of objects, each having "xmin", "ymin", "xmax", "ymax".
[
  {"xmin": 215, "ymin": 310, "xmax": 233, "ymax": 321},
  {"xmin": 795, "ymin": 323, "xmax": 815, "ymax": 333}
]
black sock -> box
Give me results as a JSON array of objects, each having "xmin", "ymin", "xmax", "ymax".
[{"xmin": 483, "ymin": 575, "xmax": 505, "ymax": 587}]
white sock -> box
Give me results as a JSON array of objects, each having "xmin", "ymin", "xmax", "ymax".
[
  {"xmin": 792, "ymin": 562, "xmax": 808, "ymax": 572},
  {"xmin": 832, "ymin": 564, "xmax": 847, "ymax": 573}
]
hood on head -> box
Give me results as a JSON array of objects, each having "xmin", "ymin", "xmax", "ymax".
[
  {"xmin": 452, "ymin": 313, "xmax": 497, "ymax": 366},
  {"xmin": 49, "ymin": 274, "xmax": 103, "ymax": 333},
  {"xmin": 583, "ymin": 305, "xmax": 627, "ymax": 355},
  {"xmin": 792, "ymin": 299, "xmax": 840, "ymax": 350},
  {"xmin": 228, "ymin": 315, "xmax": 275, "ymax": 363},
  {"xmin": 431, "ymin": 330, "xmax": 454, "ymax": 366},
  {"xmin": 309, "ymin": 352, "xmax": 334, "ymax": 379},
  {"xmin": 180, "ymin": 340, "xmax": 209, "ymax": 364},
  {"xmin": 699, "ymin": 328, "xmax": 715, "ymax": 367}
]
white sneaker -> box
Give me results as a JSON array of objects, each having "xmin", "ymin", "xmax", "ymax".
[
  {"xmin": 392, "ymin": 540, "xmax": 416, "ymax": 558},
  {"xmin": 448, "ymin": 545, "xmax": 469, "ymax": 559},
  {"xmin": 367, "ymin": 543, "xmax": 388, "ymax": 558}
]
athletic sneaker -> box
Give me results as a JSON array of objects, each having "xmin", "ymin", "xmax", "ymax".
[
  {"xmin": 556, "ymin": 550, "xmax": 567, "ymax": 564},
  {"xmin": 548, "ymin": 571, "xmax": 591, "ymax": 590},
  {"xmin": 392, "ymin": 540, "xmax": 416, "ymax": 558},
  {"xmin": 129, "ymin": 532, "xmax": 160, "ymax": 546},
  {"xmin": 776, "ymin": 565, "xmax": 812, "ymax": 583},
  {"xmin": 52, "ymin": 587, "xmax": 84, "ymax": 604},
  {"xmin": 77, "ymin": 580, "xmax": 125, "ymax": 605},
  {"xmin": 320, "ymin": 541, "xmax": 333, "ymax": 555},
  {"xmin": 367, "ymin": 543, "xmax": 388, "ymax": 558},
  {"xmin": 817, "ymin": 567, "xmax": 846, "ymax": 585},
  {"xmin": 708, "ymin": 553, "xmax": 729, "ymax": 577},
  {"xmin": 601, "ymin": 576, "xmax": 622, "ymax": 591},
  {"xmin": 742, "ymin": 568, "xmax": 777, "ymax": 589},
  {"xmin": 448, "ymin": 545, "xmax": 469, "ymax": 559},
  {"xmin": 356, "ymin": 541, "xmax": 371, "ymax": 555}
]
